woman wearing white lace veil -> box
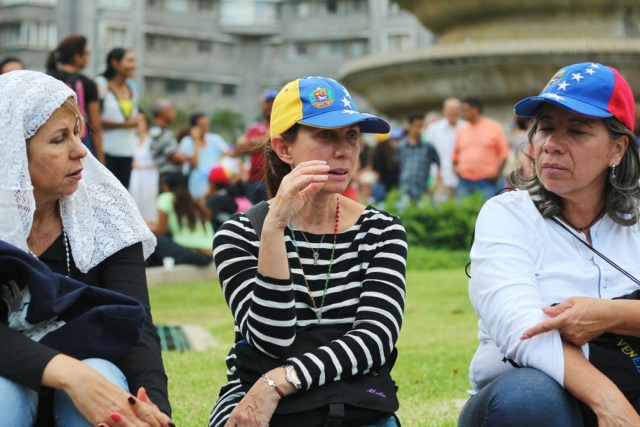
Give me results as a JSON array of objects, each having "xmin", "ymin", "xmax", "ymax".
[{"xmin": 0, "ymin": 70, "xmax": 173, "ymax": 426}]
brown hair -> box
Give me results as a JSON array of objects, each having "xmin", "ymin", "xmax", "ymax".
[
  {"xmin": 264, "ymin": 124, "xmax": 299, "ymax": 197},
  {"xmin": 45, "ymin": 34, "xmax": 87, "ymax": 72}
]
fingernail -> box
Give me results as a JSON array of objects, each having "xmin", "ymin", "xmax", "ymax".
[
  {"xmin": 128, "ymin": 396, "xmax": 136, "ymax": 405},
  {"xmin": 110, "ymin": 413, "xmax": 122, "ymax": 422}
]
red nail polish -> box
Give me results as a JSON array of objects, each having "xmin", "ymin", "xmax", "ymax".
[{"xmin": 110, "ymin": 413, "xmax": 122, "ymax": 422}]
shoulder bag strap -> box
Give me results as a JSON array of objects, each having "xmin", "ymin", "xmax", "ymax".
[
  {"xmin": 244, "ymin": 201, "xmax": 269, "ymax": 239},
  {"xmin": 551, "ymin": 217, "xmax": 640, "ymax": 286}
]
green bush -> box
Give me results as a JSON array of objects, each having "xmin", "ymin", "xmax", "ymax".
[{"xmin": 382, "ymin": 191, "xmax": 485, "ymax": 250}]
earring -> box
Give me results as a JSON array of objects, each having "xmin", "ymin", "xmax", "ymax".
[{"xmin": 610, "ymin": 164, "xmax": 617, "ymax": 181}]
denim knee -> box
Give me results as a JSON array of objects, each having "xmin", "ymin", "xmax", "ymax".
[
  {"xmin": 458, "ymin": 368, "xmax": 583, "ymax": 427},
  {"xmin": 53, "ymin": 358, "xmax": 129, "ymax": 427},
  {"xmin": 0, "ymin": 376, "xmax": 38, "ymax": 427}
]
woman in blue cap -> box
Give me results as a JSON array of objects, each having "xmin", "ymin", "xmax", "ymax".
[
  {"xmin": 459, "ymin": 63, "xmax": 640, "ymax": 426},
  {"xmin": 209, "ymin": 77, "xmax": 407, "ymax": 427}
]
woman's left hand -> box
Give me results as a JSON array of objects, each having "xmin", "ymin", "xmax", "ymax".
[
  {"xmin": 223, "ymin": 379, "xmax": 280, "ymax": 427},
  {"xmin": 520, "ymin": 296, "xmax": 615, "ymax": 345}
]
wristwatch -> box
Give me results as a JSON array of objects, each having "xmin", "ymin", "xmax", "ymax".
[{"xmin": 284, "ymin": 364, "xmax": 302, "ymax": 391}]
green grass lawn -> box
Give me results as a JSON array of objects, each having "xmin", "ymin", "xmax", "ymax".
[{"xmin": 150, "ymin": 266, "xmax": 478, "ymax": 426}]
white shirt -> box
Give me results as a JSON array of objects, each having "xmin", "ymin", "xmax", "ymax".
[
  {"xmin": 95, "ymin": 76, "xmax": 139, "ymax": 157},
  {"xmin": 425, "ymin": 118, "xmax": 464, "ymax": 188},
  {"xmin": 468, "ymin": 190, "xmax": 640, "ymax": 391}
]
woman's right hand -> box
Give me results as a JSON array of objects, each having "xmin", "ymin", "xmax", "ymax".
[
  {"xmin": 266, "ymin": 160, "xmax": 330, "ymax": 230},
  {"xmin": 42, "ymin": 354, "xmax": 173, "ymax": 426},
  {"xmin": 594, "ymin": 395, "xmax": 640, "ymax": 427}
]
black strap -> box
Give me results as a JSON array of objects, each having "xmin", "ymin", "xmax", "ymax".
[
  {"xmin": 244, "ymin": 201, "xmax": 269, "ymax": 239},
  {"xmin": 551, "ymin": 217, "xmax": 640, "ymax": 287}
]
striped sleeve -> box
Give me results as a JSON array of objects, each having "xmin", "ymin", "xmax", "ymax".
[
  {"xmin": 213, "ymin": 214, "xmax": 298, "ymax": 357},
  {"xmin": 287, "ymin": 215, "xmax": 407, "ymax": 390}
]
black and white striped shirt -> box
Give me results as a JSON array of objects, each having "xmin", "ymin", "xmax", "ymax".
[{"xmin": 209, "ymin": 206, "xmax": 407, "ymax": 427}]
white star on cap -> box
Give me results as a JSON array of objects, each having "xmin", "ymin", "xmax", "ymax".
[
  {"xmin": 343, "ymin": 87, "xmax": 351, "ymax": 99},
  {"xmin": 585, "ymin": 68, "xmax": 595, "ymax": 75},
  {"xmin": 342, "ymin": 109, "xmax": 358, "ymax": 115},
  {"xmin": 571, "ymin": 73, "xmax": 584, "ymax": 82},
  {"xmin": 341, "ymin": 96, "xmax": 352, "ymax": 108},
  {"xmin": 557, "ymin": 81, "xmax": 570, "ymax": 91},
  {"xmin": 590, "ymin": 63, "xmax": 600, "ymax": 69},
  {"xmin": 545, "ymin": 93, "xmax": 566, "ymax": 101}
]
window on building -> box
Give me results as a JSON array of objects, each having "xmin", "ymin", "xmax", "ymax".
[
  {"xmin": 293, "ymin": 42, "xmax": 308, "ymax": 58},
  {"xmin": 387, "ymin": 33, "xmax": 411, "ymax": 52},
  {"xmin": 292, "ymin": 2, "xmax": 310, "ymax": 17},
  {"xmin": 351, "ymin": 0, "xmax": 364, "ymax": 11},
  {"xmin": 221, "ymin": 83, "xmax": 236, "ymax": 98},
  {"xmin": 105, "ymin": 27, "xmax": 129, "ymax": 50},
  {"xmin": 198, "ymin": 0, "xmax": 214, "ymax": 11},
  {"xmin": 350, "ymin": 40, "xmax": 366, "ymax": 57},
  {"xmin": 1, "ymin": 0, "xmax": 57, "ymax": 5},
  {"xmin": 164, "ymin": 0, "xmax": 188, "ymax": 13},
  {"xmin": 165, "ymin": 79, "xmax": 187, "ymax": 93},
  {"xmin": 326, "ymin": 0, "xmax": 338, "ymax": 14},
  {"xmin": 98, "ymin": 0, "xmax": 131, "ymax": 10},
  {"xmin": 219, "ymin": 42, "xmax": 237, "ymax": 59},
  {"xmin": 388, "ymin": 1, "xmax": 401, "ymax": 16},
  {"xmin": 326, "ymin": 41, "xmax": 341, "ymax": 58},
  {"xmin": 198, "ymin": 82, "xmax": 214, "ymax": 94},
  {"xmin": 146, "ymin": 0, "xmax": 157, "ymax": 6},
  {"xmin": 198, "ymin": 40, "xmax": 213, "ymax": 53},
  {"xmin": 0, "ymin": 23, "xmax": 22, "ymax": 48},
  {"xmin": 1, "ymin": 21, "xmax": 57, "ymax": 49}
]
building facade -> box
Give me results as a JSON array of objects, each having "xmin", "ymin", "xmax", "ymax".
[{"xmin": 0, "ymin": 0, "xmax": 432, "ymax": 124}]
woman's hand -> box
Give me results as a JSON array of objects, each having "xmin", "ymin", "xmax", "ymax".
[
  {"xmin": 224, "ymin": 367, "xmax": 295, "ymax": 427},
  {"xmin": 266, "ymin": 160, "xmax": 330, "ymax": 231},
  {"xmin": 42, "ymin": 355, "xmax": 173, "ymax": 426},
  {"xmin": 593, "ymin": 396, "xmax": 640, "ymax": 427},
  {"xmin": 520, "ymin": 297, "xmax": 615, "ymax": 345}
]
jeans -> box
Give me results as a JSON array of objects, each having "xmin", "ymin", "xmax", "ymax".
[
  {"xmin": 0, "ymin": 358, "xmax": 129, "ymax": 427},
  {"xmin": 457, "ymin": 178, "xmax": 500, "ymax": 202},
  {"xmin": 457, "ymin": 368, "xmax": 584, "ymax": 427}
]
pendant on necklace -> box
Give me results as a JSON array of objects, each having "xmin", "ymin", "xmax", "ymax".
[
  {"xmin": 316, "ymin": 310, "xmax": 322, "ymax": 320},
  {"xmin": 313, "ymin": 252, "xmax": 319, "ymax": 265}
]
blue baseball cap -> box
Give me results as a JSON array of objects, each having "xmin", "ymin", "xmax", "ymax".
[
  {"xmin": 514, "ymin": 62, "xmax": 635, "ymax": 131},
  {"xmin": 261, "ymin": 89, "xmax": 278, "ymax": 102},
  {"xmin": 270, "ymin": 76, "xmax": 390, "ymax": 138}
]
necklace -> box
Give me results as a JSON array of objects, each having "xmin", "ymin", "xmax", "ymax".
[
  {"xmin": 294, "ymin": 226, "xmax": 327, "ymax": 265},
  {"xmin": 27, "ymin": 229, "xmax": 71, "ymax": 277},
  {"xmin": 288, "ymin": 197, "xmax": 340, "ymax": 321},
  {"xmin": 559, "ymin": 207, "xmax": 606, "ymax": 234}
]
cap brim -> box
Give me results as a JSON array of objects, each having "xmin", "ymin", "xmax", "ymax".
[
  {"xmin": 514, "ymin": 94, "xmax": 613, "ymax": 120},
  {"xmin": 298, "ymin": 110, "xmax": 390, "ymax": 134}
]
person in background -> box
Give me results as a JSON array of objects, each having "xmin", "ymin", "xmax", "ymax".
[
  {"xmin": 0, "ymin": 56, "xmax": 24, "ymax": 74},
  {"xmin": 96, "ymin": 48, "xmax": 142, "ymax": 188},
  {"xmin": 204, "ymin": 165, "xmax": 247, "ymax": 231},
  {"xmin": 46, "ymin": 34, "xmax": 104, "ymax": 163},
  {"xmin": 149, "ymin": 99, "xmax": 188, "ymax": 187},
  {"xmin": 179, "ymin": 112, "xmax": 233, "ymax": 200},
  {"xmin": 236, "ymin": 89, "xmax": 278, "ymax": 204},
  {"xmin": 146, "ymin": 172, "xmax": 214, "ymax": 266},
  {"xmin": 453, "ymin": 96, "xmax": 510, "ymax": 202},
  {"xmin": 397, "ymin": 113, "xmax": 441, "ymax": 201},
  {"xmin": 372, "ymin": 128, "xmax": 402, "ymax": 203},
  {"xmin": 129, "ymin": 114, "xmax": 158, "ymax": 222},
  {"xmin": 209, "ymin": 76, "xmax": 406, "ymax": 427},
  {"xmin": 425, "ymin": 97, "xmax": 464, "ymax": 202},
  {"xmin": 458, "ymin": 62, "xmax": 640, "ymax": 426},
  {"xmin": 0, "ymin": 70, "xmax": 172, "ymax": 426}
]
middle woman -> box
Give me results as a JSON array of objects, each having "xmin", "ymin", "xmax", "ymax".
[{"xmin": 209, "ymin": 77, "xmax": 408, "ymax": 427}]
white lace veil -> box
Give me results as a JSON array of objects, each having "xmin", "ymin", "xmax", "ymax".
[{"xmin": 0, "ymin": 70, "xmax": 155, "ymax": 273}]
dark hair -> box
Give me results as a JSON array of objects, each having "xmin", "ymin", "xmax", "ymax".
[
  {"xmin": 162, "ymin": 173, "xmax": 210, "ymax": 231},
  {"xmin": 461, "ymin": 96, "xmax": 483, "ymax": 113},
  {"xmin": 102, "ymin": 48, "xmax": 129, "ymax": 79},
  {"xmin": 0, "ymin": 56, "xmax": 24, "ymax": 74},
  {"xmin": 515, "ymin": 116, "xmax": 532, "ymax": 131},
  {"xmin": 510, "ymin": 116, "xmax": 640, "ymax": 226},
  {"xmin": 264, "ymin": 124, "xmax": 299, "ymax": 198},
  {"xmin": 407, "ymin": 113, "xmax": 424, "ymax": 124},
  {"xmin": 45, "ymin": 34, "xmax": 87, "ymax": 72},
  {"xmin": 189, "ymin": 112, "xmax": 206, "ymax": 127}
]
